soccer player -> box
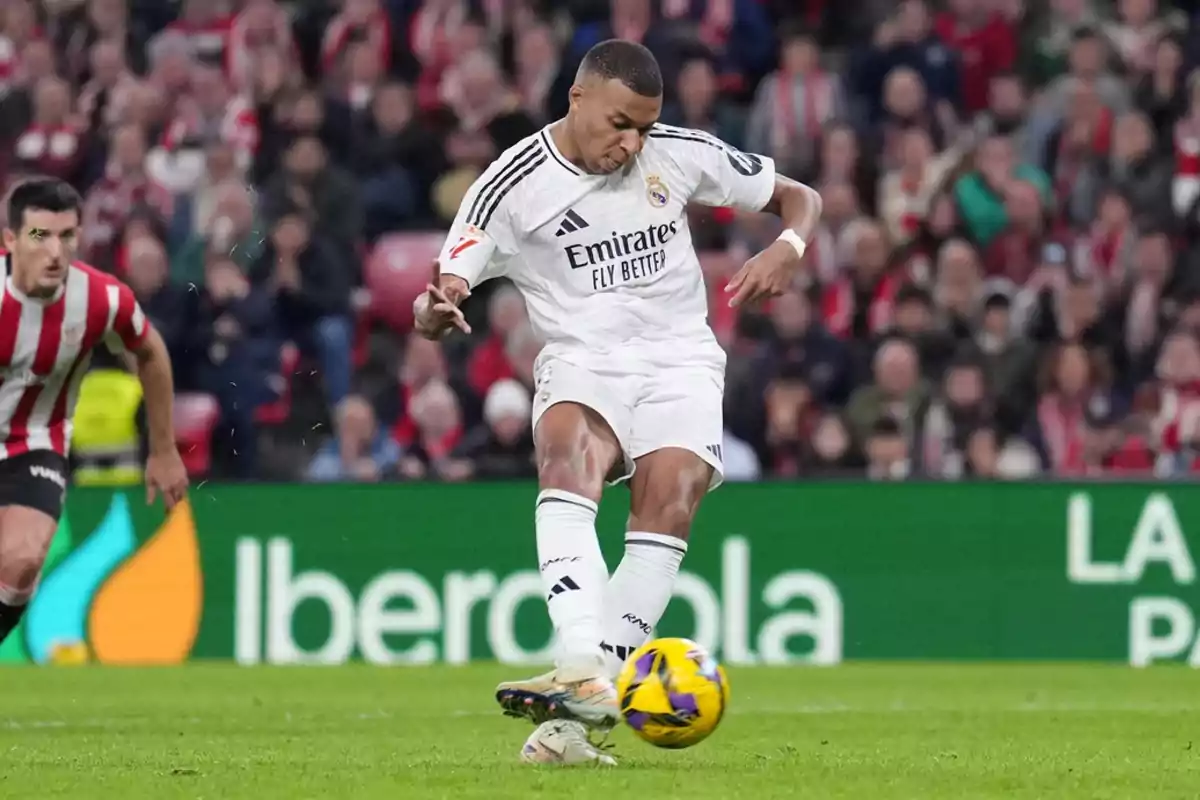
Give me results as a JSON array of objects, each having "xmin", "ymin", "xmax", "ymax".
[
  {"xmin": 414, "ymin": 40, "xmax": 821, "ymax": 765},
  {"xmin": 0, "ymin": 177, "xmax": 189, "ymax": 648}
]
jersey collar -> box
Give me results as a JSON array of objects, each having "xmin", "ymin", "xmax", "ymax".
[{"xmin": 540, "ymin": 126, "xmax": 585, "ymax": 177}]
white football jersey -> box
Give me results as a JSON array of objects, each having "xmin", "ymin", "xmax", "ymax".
[{"xmin": 437, "ymin": 123, "xmax": 777, "ymax": 372}]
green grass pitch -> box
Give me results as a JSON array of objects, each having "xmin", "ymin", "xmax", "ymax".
[{"xmin": 1, "ymin": 663, "xmax": 1196, "ymax": 799}]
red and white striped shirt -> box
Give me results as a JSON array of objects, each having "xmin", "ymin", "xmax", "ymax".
[{"xmin": 0, "ymin": 255, "xmax": 147, "ymax": 460}]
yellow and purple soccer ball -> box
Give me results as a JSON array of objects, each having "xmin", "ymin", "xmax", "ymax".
[{"xmin": 615, "ymin": 637, "xmax": 730, "ymax": 749}]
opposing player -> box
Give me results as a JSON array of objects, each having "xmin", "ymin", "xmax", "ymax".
[
  {"xmin": 0, "ymin": 177, "xmax": 188, "ymax": 648},
  {"xmin": 414, "ymin": 40, "xmax": 821, "ymax": 764}
]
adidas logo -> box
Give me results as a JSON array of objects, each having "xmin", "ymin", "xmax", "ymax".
[
  {"xmin": 600, "ymin": 641, "xmax": 636, "ymax": 661},
  {"xmin": 705, "ymin": 443, "xmax": 723, "ymax": 462},
  {"xmin": 554, "ymin": 209, "xmax": 589, "ymax": 237},
  {"xmin": 546, "ymin": 575, "xmax": 581, "ymax": 600}
]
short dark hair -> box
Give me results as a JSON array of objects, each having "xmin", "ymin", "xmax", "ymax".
[
  {"xmin": 6, "ymin": 177, "xmax": 82, "ymax": 231},
  {"xmin": 894, "ymin": 283, "xmax": 932, "ymax": 309},
  {"xmin": 946, "ymin": 354, "xmax": 983, "ymax": 374},
  {"xmin": 274, "ymin": 208, "xmax": 313, "ymax": 230},
  {"xmin": 287, "ymin": 132, "xmax": 325, "ymax": 152},
  {"xmin": 870, "ymin": 415, "xmax": 903, "ymax": 438},
  {"xmin": 780, "ymin": 22, "xmax": 817, "ymax": 47},
  {"xmin": 577, "ymin": 39, "xmax": 662, "ymax": 97},
  {"xmin": 983, "ymin": 291, "xmax": 1012, "ymax": 311}
]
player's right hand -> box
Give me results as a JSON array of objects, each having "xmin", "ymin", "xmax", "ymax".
[{"xmin": 413, "ymin": 277, "xmax": 472, "ymax": 339}]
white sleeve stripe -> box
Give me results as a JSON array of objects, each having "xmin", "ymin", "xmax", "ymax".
[
  {"xmin": 131, "ymin": 303, "xmax": 146, "ymax": 336},
  {"xmin": 104, "ymin": 284, "xmax": 120, "ymax": 330},
  {"xmin": 467, "ymin": 139, "xmax": 544, "ymax": 228}
]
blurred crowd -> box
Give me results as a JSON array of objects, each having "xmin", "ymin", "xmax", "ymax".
[{"xmin": 8, "ymin": 0, "xmax": 1200, "ymax": 483}]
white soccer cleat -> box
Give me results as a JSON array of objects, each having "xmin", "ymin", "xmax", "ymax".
[
  {"xmin": 496, "ymin": 670, "xmax": 620, "ymax": 728},
  {"xmin": 520, "ymin": 720, "xmax": 617, "ymax": 766}
]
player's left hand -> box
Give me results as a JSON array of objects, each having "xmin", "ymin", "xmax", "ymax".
[
  {"xmin": 145, "ymin": 448, "xmax": 189, "ymax": 510},
  {"xmin": 725, "ymin": 240, "xmax": 804, "ymax": 308}
]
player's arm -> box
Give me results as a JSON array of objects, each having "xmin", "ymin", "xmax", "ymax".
[
  {"xmin": 722, "ymin": 173, "xmax": 824, "ymax": 305},
  {"xmin": 723, "ymin": 172, "xmax": 823, "ymax": 307},
  {"xmin": 109, "ymin": 283, "xmax": 189, "ymax": 508},
  {"xmin": 413, "ymin": 258, "xmax": 475, "ymax": 340},
  {"xmin": 759, "ymin": 174, "xmax": 823, "ymax": 261},
  {"xmin": 669, "ymin": 126, "xmax": 823, "ymax": 307},
  {"xmin": 414, "ymin": 156, "xmax": 523, "ymax": 340},
  {"xmin": 130, "ymin": 326, "xmax": 176, "ymax": 463}
]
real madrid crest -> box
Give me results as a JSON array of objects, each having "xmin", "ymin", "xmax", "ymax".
[{"xmin": 646, "ymin": 174, "xmax": 669, "ymax": 208}]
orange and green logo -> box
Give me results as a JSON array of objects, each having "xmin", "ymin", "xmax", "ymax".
[{"xmin": 0, "ymin": 494, "xmax": 203, "ymax": 665}]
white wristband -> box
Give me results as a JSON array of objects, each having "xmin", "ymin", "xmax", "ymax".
[{"xmin": 777, "ymin": 228, "xmax": 807, "ymax": 261}]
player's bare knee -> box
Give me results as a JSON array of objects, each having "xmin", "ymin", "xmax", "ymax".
[
  {"xmin": 535, "ymin": 415, "xmax": 600, "ymax": 495},
  {"xmin": 0, "ymin": 546, "xmax": 46, "ymax": 594},
  {"xmin": 629, "ymin": 454, "xmax": 712, "ymax": 538},
  {"xmin": 628, "ymin": 481, "xmax": 704, "ymax": 539},
  {"xmin": 537, "ymin": 443, "xmax": 605, "ymax": 501},
  {"xmin": 535, "ymin": 404, "xmax": 619, "ymax": 500},
  {"xmin": 628, "ymin": 501, "xmax": 695, "ymax": 539},
  {"xmin": 0, "ymin": 514, "xmax": 57, "ymax": 591}
]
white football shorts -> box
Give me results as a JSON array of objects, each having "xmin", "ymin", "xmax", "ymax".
[{"xmin": 530, "ymin": 353, "xmax": 726, "ymax": 490}]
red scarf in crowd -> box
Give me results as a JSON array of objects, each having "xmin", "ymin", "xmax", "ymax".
[
  {"xmin": 1082, "ymin": 226, "xmax": 1129, "ymax": 290},
  {"xmin": 893, "ymin": 172, "xmax": 927, "ymax": 240},
  {"xmin": 1175, "ymin": 128, "xmax": 1200, "ymax": 177},
  {"xmin": 1037, "ymin": 395, "xmax": 1088, "ymax": 475},
  {"xmin": 161, "ymin": 94, "xmax": 260, "ymax": 167},
  {"xmin": 1174, "ymin": 124, "xmax": 1200, "ymax": 214},
  {"xmin": 660, "ymin": 0, "xmax": 733, "ymax": 48},
  {"xmin": 167, "ymin": 15, "xmax": 233, "ymax": 70},
  {"xmin": 820, "ymin": 272, "xmax": 902, "ymax": 339},
  {"xmin": 324, "ymin": 5, "xmax": 392, "ymax": 72},
  {"xmin": 772, "ymin": 70, "xmax": 833, "ymax": 156},
  {"xmin": 408, "ymin": 2, "xmax": 463, "ymax": 67},
  {"xmin": 1155, "ymin": 380, "xmax": 1200, "ymax": 452},
  {"xmin": 228, "ymin": 5, "xmax": 299, "ymax": 90}
]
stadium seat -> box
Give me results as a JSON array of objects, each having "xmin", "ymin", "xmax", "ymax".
[
  {"xmin": 364, "ymin": 232, "xmax": 444, "ymax": 332},
  {"xmin": 173, "ymin": 392, "xmax": 221, "ymax": 477},
  {"xmin": 351, "ymin": 288, "xmax": 372, "ymax": 368},
  {"xmin": 255, "ymin": 343, "xmax": 300, "ymax": 426}
]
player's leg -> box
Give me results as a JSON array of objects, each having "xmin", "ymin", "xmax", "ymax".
[
  {"xmin": 534, "ymin": 400, "xmax": 622, "ymax": 679},
  {"xmin": 496, "ymin": 359, "xmax": 632, "ymax": 729},
  {"xmin": 601, "ymin": 368, "xmax": 724, "ymax": 677},
  {"xmin": 600, "ymin": 449, "xmax": 712, "ymax": 675},
  {"xmin": 0, "ymin": 453, "xmax": 69, "ymax": 644},
  {"xmin": 497, "ymin": 401, "xmax": 623, "ymax": 726},
  {"xmin": 0, "ymin": 506, "xmax": 58, "ymax": 643}
]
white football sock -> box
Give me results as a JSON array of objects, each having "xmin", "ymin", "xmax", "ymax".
[
  {"xmin": 536, "ymin": 489, "xmax": 608, "ymax": 681},
  {"xmin": 601, "ymin": 531, "xmax": 688, "ymax": 678}
]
